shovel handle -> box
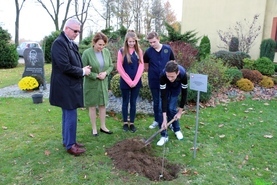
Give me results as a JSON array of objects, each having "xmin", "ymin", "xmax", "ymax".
[{"xmin": 144, "ymin": 111, "xmax": 186, "ymax": 145}]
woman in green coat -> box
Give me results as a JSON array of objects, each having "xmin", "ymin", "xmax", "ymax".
[{"xmin": 82, "ymin": 32, "xmax": 114, "ymax": 136}]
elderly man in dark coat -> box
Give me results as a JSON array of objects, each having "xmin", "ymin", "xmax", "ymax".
[{"xmin": 50, "ymin": 18, "xmax": 91, "ymax": 156}]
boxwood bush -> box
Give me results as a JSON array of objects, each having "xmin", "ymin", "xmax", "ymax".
[
  {"xmin": 224, "ymin": 67, "xmax": 242, "ymax": 85},
  {"xmin": 110, "ymin": 72, "xmax": 152, "ymax": 101},
  {"xmin": 253, "ymin": 57, "xmax": 275, "ymax": 76}
]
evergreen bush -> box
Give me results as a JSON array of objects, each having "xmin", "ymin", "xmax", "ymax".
[
  {"xmin": 42, "ymin": 31, "xmax": 61, "ymax": 63},
  {"xmin": 0, "ymin": 42, "xmax": 18, "ymax": 68},
  {"xmin": 110, "ymin": 73, "xmax": 121, "ymax": 97},
  {"xmin": 224, "ymin": 67, "xmax": 242, "ymax": 84},
  {"xmin": 236, "ymin": 78, "xmax": 254, "ymax": 91},
  {"xmin": 198, "ymin": 35, "xmax": 211, "ymax": 60},
  {"xmin": 259, "ymin": 38, "xmax": 276, "ymax": 62},
  {"xmin": 110, "ymin": 72, "xmax": 152, "ymax": 101},
  {"xmin": 139, "ymin": 72, "xmax": 152, "ymax": 101},
  {"xmin": 274, "ymin": 63, "xmax": 277, "ymax": 72},
  {"xmin": 229, "ymin": 37, "xmax": 239, "ymax": 52},
  {"xmin": 214, "ymin": 50, "xmax": 250, "ymax": 69},
  {"xmin": 259, "ymin": 76, "xmax": 274, "ymax": 88},
  {"xmin": 0, "ymin": 27, "xmax": 18, "ymax": 68},
  {"xmin": 253, "ymin": 57, "xmax": 275, "ymax": 76},
  {"xmin": 242, "ymin": 58, "xmax": 255, "ymax": 70},
  {"xmin": 241, "ymin": 69, "xmax": 263, "ymax": 84}
]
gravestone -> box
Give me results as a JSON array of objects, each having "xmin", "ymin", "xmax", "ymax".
[{"xmin": 22, "ymin": 47, "xmax": 46, "ymax": 90}]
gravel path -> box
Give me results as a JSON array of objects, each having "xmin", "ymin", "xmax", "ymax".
[
  {"xmin": 0, "ymin": 84, "xmax": 154, "ymax": 114},
  {"xmin": 2, "ymin": 81, "xmax": 277, "ymax": 114}
]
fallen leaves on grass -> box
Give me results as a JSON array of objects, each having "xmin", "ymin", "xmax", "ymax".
[
  {"xmin": 44, "ymin": 150, "xmax": 51, "ymax": 156},
  {"xmin": 2, "ymin": 126, "xmax": 7, "ymax": 130},
  {"xmin": 29, "ymin": 134, "xmax": 34, "ymax": 138},
  {"xmin": 263, "ymin": 134, "xmax": 273, "ymax": 138},
  {"xmin": 190, "ymin": 147, "xmax": 199, "ymax": 150}
]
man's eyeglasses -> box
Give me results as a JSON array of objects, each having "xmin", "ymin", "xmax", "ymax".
[{"xmin": 68, "ymin": 27, "xmax": 81, "ymax": 33}]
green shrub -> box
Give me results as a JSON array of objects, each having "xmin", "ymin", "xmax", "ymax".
[
  {"xmin": 139, "ymin": 72, "xmax": 152, "ymax": 101},
  {"xmin": 187, "ymin": 83, "xmax": 212, "ymax": 103},
  {"xmin": 163, "ymin": 22, "xmax": 199, "ymax": 45},
  {"xmin": 224, "ymin": 67, "xmax": 242, "ymax": 84},
  {"xmin": 214, "ymin": 50, "xmax": 250, "ymax": 69},
  {"xmin": 190, "ymin": 56, "xmax": 230, "ymax": 90},
  {"xmin": 110, "ymin": 73, "xmax": 121, "ymax": 97},
  {"xmin": 42, "ymin": 31, "xmax": 61, "ymax": 63},
  {"xmin": 259, "ymin": 76, "xmax": 274, "ymax": 88},
  {"xmin": 0, "ymin": 27, "xmax": 18, "ymax": 68},
  {"xmin": 198, "ymin": 35, "xmax": 211, "ymax": 60},
  {"xmin": 229, "ymin": 37, "xmax": 239, "ymax": 52},
  {"xmin": 241, "ymin": 69, "xmax": 263, "ymax": 83},
  {"xmin": 236, "ymin": 78, "xmax": 254, "ymax": 91},
  {"xmin": 243, "ymin": 58, "xmax": 255, "ymax": 70},
  {"xmin": 253, "ymin": 57, "xmax": 275, "ymax": 76},
  {"xmin": 259, "ymin": 38, "xmax": 276, "ymax": 62},
  {"xmin": 110, "ymin": 72, "xmax": 152, "ymax": 101},
  {"xmin": 0, "ymin": 41, "xmax": 18, "ymax": 68}
]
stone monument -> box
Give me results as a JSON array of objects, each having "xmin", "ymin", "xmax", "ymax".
[{"xmin": 22, "ymin": 47, "xmax": 46, "ymax": 90}]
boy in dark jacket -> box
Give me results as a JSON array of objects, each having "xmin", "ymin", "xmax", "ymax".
[{"xmin": 157, "ymin": 60, "xmax": 188, "ymax": 146}]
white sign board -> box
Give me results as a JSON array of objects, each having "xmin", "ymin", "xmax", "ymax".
[{"xmin": 189, "ymin": 73, "xmax": 208, "ymax": 92}]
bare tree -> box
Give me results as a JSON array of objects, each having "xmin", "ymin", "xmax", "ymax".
[
  {"xmin": 74, "ymin": 0, "xmax": 92, "ymax": 42},
  {"xmin": 36, "ymin": 0, "xmax": 74, "ymax": 31},
  {"xmin": 217, "ymin": 14, "xmax": 261, "ymax": 53},
  {"xmin": 132, "ymin": 0, "xmax": 144, "ymax": 33},
  {"xmin": 15, "ymin": 0, "xmax": 26, "ymax": 46},
  {"xmin": 96, "ymin": 0, "xmax": 115, "ymax": 29},
  {"xmin": 111, "ymin": 0, "xmax": 128, "ymax": 29},
  {"xmin": 143, "ymin": 0, "xmax": 154, "ymax": 34},
  {"xmin": 151, "ymin": 0, "xmax": 164, "ymax": 34}
]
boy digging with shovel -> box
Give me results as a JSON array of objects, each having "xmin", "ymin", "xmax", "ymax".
[{"xmin": 157, "ymin": 60, "xmax": 188, "ymax": 146}]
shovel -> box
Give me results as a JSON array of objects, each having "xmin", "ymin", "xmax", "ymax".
[
  {"xmin": 144, "ymin": 111, "xmax": 185, "ymax": 146},
  {"xmin": 144, "ymin": 118, "xmax": 176, "ymax": 146}
]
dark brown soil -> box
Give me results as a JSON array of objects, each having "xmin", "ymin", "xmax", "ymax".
[{"xmin": 106, "ymin": 137, "xmax": 181, "ymax": 181}]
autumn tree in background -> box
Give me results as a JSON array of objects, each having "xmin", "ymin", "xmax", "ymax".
[
  {"xmin": 14, "ymin": 0, "xmax": 26, "ymax": 46},
  {"xmin": 164, "ymin": 0, "xmax": 180, "ymax": 32}
]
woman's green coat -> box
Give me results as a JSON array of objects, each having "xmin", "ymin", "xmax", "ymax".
[{"xmin": 82, "ymin": 47, "xmax": 114, "ymax": 107}]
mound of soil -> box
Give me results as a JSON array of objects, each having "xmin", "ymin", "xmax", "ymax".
[{"xmin": 106, "ymin": 137, "xmax": 181, "ymax": 181}]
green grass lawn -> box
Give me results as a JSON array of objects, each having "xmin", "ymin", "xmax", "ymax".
[
  {"xmin": 0, "ymin": 64, "xmax": 277, "ymax": 184},
  {"xmin": 0, "ymin": 97, "xmax": 276, "ymax": 184}
]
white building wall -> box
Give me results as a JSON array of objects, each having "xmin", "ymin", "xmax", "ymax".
[{"xmin": 181, "ymin": 0, "xmax": 269, "ymax": 59}]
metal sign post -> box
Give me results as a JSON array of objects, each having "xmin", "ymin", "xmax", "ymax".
[{"xmin": 189, "ymin": 73, "xmax": 208, "ymax": 158}]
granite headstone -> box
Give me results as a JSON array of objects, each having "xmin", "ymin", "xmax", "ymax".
[{"xmin": 22, "ymin": 47, "xmax": 46, "ymax": 90}]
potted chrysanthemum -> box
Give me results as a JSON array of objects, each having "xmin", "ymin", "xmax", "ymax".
[{"xmin": 18, "ymin": 76, "xmax": 39, "ymax": 91}]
